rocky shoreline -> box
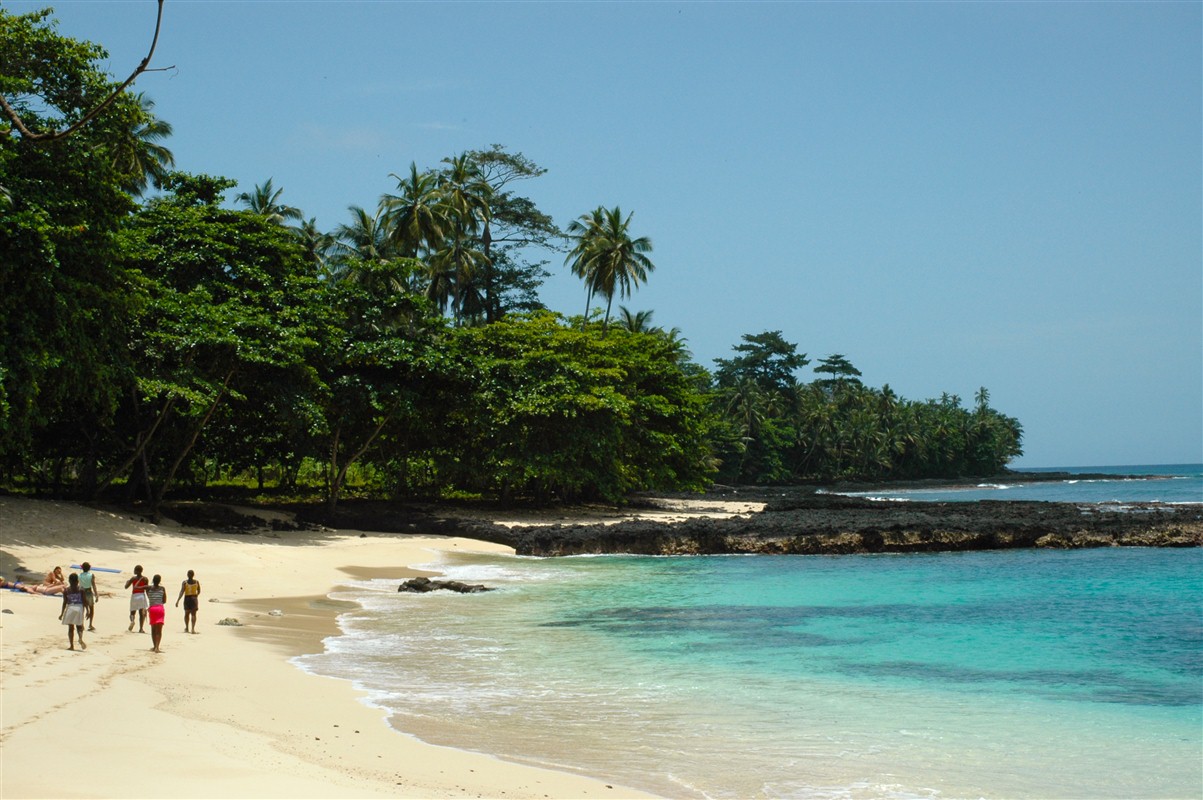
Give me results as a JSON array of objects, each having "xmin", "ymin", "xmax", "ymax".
[
  {"xmin": 491, "ymin": 493, "xmax": 1203, "ymax": 556},
  {"xmin": 271, "ymin": 486, "xmax": 1203, "ymax": 558}
]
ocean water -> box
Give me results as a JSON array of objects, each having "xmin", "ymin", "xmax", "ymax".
[
  {"xmin": 296, "ymin": 550, "xmax": 1202, "ymax": 796},
  {"xmin": 834, "ymin": 464, "xmax": 1203, "ymax": 504}
]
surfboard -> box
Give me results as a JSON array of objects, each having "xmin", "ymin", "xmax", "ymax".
[{"xmin": 70, "ymin": 565, "xmax": 122, "ymax": 573}]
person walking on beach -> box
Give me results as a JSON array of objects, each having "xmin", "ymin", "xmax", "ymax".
[
  {"xmin": 78, "ymin": 562, "xmax": 98, "ymax": 632},
  {"xmin": 175, "ymin": 569, "xmax": 201, "ymax": 633},
  {"xmin": 59, "ymin": 573, "xmax": 87, "ymax": 650},
  {"xmin": 145, "ymin": 574, "xmax": 168, "ymax": 653},
  {"xmin": 125, "ymin": 565, "xmax": 149, "ymax": 633}
]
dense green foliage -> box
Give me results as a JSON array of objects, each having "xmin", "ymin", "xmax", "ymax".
[
  {"xmin": 711, "ymin": 333, "xmax": 1023, "ymax": 484},
  {"xmin": 0, "ymin": 9, "xmax": 1023, "ymax": 508}
]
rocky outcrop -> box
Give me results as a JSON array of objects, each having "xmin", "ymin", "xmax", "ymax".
[
  {"xmin": 491, "ymin": 495, "xmax": 1203, "ymax": 557},
  {"xmin": 398, "ymin": 577, "xmax": 493, "ymax": 593}
]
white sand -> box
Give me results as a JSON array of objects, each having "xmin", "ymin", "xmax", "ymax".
[{"xmin": 0, "ymin": 496, "xmax": 660, "ymax": 799}]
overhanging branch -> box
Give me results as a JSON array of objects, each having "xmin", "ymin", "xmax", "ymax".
[{"xmin": 1, "ymin": 0, "xmax": 170, "ymax": 142}]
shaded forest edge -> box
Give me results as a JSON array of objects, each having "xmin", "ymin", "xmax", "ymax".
[{"xmin": 63, "ymin": 471, "xmax": 1200, "ymax": 557}]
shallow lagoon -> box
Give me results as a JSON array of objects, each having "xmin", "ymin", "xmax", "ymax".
[{"xmin": 299, "ymin": 543, "xmax": 1202, "ymax": 799}]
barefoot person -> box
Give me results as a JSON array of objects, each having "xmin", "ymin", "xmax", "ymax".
[
  {"xmin": 125, "ymin": 565, "xmax": 149, "ymax": 633},
  {"xmin": 59, "ymin": 573, "xmax": 87, "ymax": 650},
  {"xmin": 175, "ymin": 569, "xmax": 201, "ymax": 633},
  {"xmin": 78, "ymin": 561, "xmax": 98, "ymax": 631},
  {"xmin": 145, "ymin": 574, "xmax": 168, "ymax": 653}
]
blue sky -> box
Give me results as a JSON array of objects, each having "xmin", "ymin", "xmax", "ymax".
[{"xmin": 16, "ymin": 1, "xmax": 1202, "ymax": 468}]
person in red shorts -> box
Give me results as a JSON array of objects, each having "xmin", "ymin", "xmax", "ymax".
[{"xmin": 144, "ymin": 574, "xmax": 168, "ymax": 653}]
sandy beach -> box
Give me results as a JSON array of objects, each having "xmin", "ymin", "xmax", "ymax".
[{"xmin": 0, "ymin": 496, "xmax": 658, "ymax": 799}]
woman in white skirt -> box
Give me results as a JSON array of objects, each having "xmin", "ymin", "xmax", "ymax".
[{"xmin": 59, "ymin": 573, "xmax": 87, "ymax": 650}]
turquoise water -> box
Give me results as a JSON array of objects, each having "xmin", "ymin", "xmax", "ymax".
[
  {"xmin": 298, "ymin": 544, "xmax": 1203, "ymax": 798},
  {"xmin": 834, "ymin": 464, "xmax": 1203, "ymax": 504}
]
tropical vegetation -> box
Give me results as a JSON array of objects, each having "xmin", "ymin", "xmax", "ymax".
[{"xmin": 0, "ymin": 8, "xmax": 1023, "ymax": 514}]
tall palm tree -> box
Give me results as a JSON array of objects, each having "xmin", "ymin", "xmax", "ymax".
[
  {"xmin": 565, "ymin": 206, "xmax": 607, "ymax": 325},
  {"xmin": 382, "ymin": 163, "xmax": 448, "ymax": 259},
  {"xmin": 565, "ymin": 206, "xmax": 654, "ymax": 332},
  {"xmin": 236, "ymin": 178, "xmax": 302, "ymax": 225},
  {"xmin": 437, "ymin": 153, "xmax": 496, "ymax": 321},
  {"xmin": 438, "ymin": 153, "xmax": 493, "ymax": 235},
  {"xmin": 111, "ymin": 92, "xmax": 175, "ymax": 196}
]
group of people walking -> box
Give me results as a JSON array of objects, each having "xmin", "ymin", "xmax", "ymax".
[{"xmin": 52, "ymin": 564, "xmax": 201, "ymax": 653}]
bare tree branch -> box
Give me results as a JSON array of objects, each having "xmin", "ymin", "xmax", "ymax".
[{"xmin": 0, "ymin": 0, "xmax": 169, "ymax": 143}]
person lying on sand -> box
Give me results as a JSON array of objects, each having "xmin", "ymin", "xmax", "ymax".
[
  {"xmin": 0, "ymin": 576, "xmax": 40, "ymax": 594},
  {"xmin": 2, "ymin": 575, "xmax": 66, "ymax": 595}
]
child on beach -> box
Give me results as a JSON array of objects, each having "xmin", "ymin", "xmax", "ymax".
[
  {"xmin": 125, "ymin": 565, "xmax": 149, "ymax": 633},
  {"xmin": 59, "ymin": 573, "xmax": 87, "ymax": 650},
  {"xmin": 175, "ymin": 569, "xmax": 200, "ymax": 633},
  {"xmin": 145, "ymin": 574, "xmax": 168, "ymax": 653}
]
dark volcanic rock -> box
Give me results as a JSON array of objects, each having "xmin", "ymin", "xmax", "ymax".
[
  {"xmin": 398, "ymin": 576, "xmax": 493, "ymax": 593},
  {"xmin": 489, "ymin": 494, "xmax": 1203, "ymax": 557}
]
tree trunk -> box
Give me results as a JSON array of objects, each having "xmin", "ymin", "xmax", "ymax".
[
  {"xmin": 326, "ymin": 411, "xmax": 393, "ymax": 511},
  {"xmin": 150, "ymin": 369, "xmax": 234, "ymax": 517},
  {"xmin": 93, "ymin": 391, "xmax": 177, "ymax": 499}
]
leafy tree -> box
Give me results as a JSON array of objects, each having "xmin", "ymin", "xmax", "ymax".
[
  {"xmin": 0, "ymin": 2, "xmax": 167, "ymax": 143},
  {"xmin": 311, "ymin": 273, "xmax": 445, "ymax": 509},
  {"xmin": 0, "ymin": 7, "xmax": 147, "ymax": 484},
  {"xmin": 443, "ymin": 313, "xmax": 712, "ymax": 502},
  {"xmin": 113, "ymin": 173, "xmax": 324, "ymax": 512},
  {"xmin": 813, "ymin": 353, "xmax": 862, "ymax": 385},
  {"xmin": 713, "ymin": 331, "xmax": 809, "ymax": 395},
  {"xmin": 456, "ymin": 145, "xmax": 560, "ymax": 322}
]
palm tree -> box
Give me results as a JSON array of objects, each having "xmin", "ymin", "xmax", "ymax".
[
  {"xmin": 236, "ymin": 178, "xmax": 302, "ymax": 225},
  {"xmin": 429, "ymin": 227, "xmax": 489, "ymax": 324},
  {"xmin": 382, "ymin": 163, "xmax": 448, "ymax": 259},
  {"xmin": 438, "ymin": 153, "xmax": 493, "ymax": 236},
  {"xmin": 111, "ymin": 92, "xmax": 175, "ymax": 196},
  {"xmin": 617, "ymin": 306, "xmax": 655, "ymax": 333},
  {"xmin": 330, "ymin": 202, "xmax": 415, "ymax": 293},
  {"xmin": 332, "ymin": 203, "xmax": 394, "ymax": 264},
  {"xmin": 565, "ymin": 206, "xmax": 607, "ymax": 325},
  {"xmin": 433, "ymin": 153, "xmax": 493, "ymax": 322},
  {"xmin": 293, "ymin": 217, "xmax": 335, "ymax": 277},
  {"xmin": 567, "ymin": 205, "xmax": 654, "ymax": 329},
  {"xmin": 566, "ymin": 206, "xmax": 654, "ymax": 332}
]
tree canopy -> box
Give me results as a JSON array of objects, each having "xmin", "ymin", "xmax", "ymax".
[{"xmin": 1, "ymin": 9, "xmax": 1025, "ymax": 506}]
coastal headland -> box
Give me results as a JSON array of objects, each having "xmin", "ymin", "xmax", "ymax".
[{"xmin": 296, "ymin": 486, "xmax": 1203, "ymax": 558}]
